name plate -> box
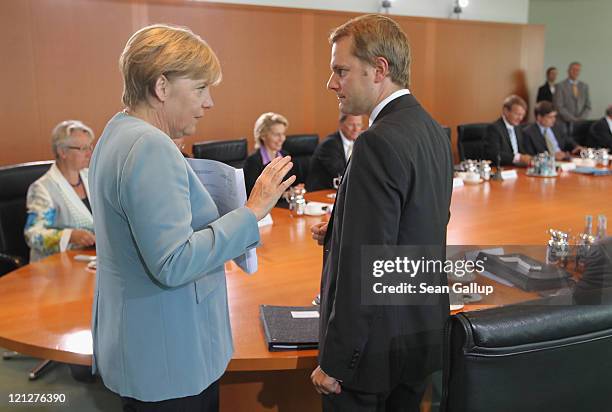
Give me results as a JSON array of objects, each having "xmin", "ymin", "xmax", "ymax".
[
  {"xmin": 501, "ymin": 169, "xmax": 518, "ymax": 180},
  {"xmin": 452, "ymin": 177, "xmax": 464, "ymax": 188},
  {"xmin": 557, "ymin": 161, "xmax": 576, "ymax": 172}
]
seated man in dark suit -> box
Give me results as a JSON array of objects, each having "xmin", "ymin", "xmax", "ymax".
[
  {"xmin": 306, "ymin": 114, "xmax": 363, "ymax": 191},
  {"xmin": 523, "ymin": 101, "xmax": 583, "ymax": 160},
  {"xmin": 483, "ymin": 94, "xmax": 532, "ymax": 167},
  {"xmin": 589, "ymin": 105, "xmax": 612, "ymax": 150},
  {"xmin": 536, "ymin": 66, "xmax": 557, "ymax": 103}
]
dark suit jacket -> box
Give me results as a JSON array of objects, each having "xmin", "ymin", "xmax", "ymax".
[
  {"xmin": 522, "ymin": 123, "xmax": 577, "ymax": 156},
  {"xmin": 306, "ymin": 131, "xmax": 347, "ymax": 191},
  {"xmin": 243, "ymin": 149, "xmax": 297, "ymax": 207},
  {"xmin": 536, "ymin": 83, "xmax": 553, "ymax": 103},
  {"xmin": 319, "ymin": 94, "xmax": 452, "ymax": 393},
  {"xmin": 573, "ymin": 237, "xmax": 612, "ymax": 305},
  {"xmin": 590, "ymin": 118, "xmax": 612, "ymax": 150},
  {"xmin": 483, "ymin": 117, "xmax": 527, "ymax": 166}
]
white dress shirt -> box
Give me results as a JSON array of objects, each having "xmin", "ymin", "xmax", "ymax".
[
  {"xmin": 502, "ymin": 116, "xmax": 522, "ymax": 163},
  {"xmin": 339, "ymin": 130, "xmax": 354, "ymax": 161},
  {"xmin": 369, "ymin": 89, "xmax": 411, "ymax": 127}
]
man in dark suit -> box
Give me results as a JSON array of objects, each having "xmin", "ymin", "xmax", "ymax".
[
  {"xmin": 523, "ymin": 100, "xmax": 583, "ymax": 160},
  {"xmin": 536, "ymin": 66, "xmax": 558, "ymax": 103},
  {"xmin": 483, "ymin": 95, "xmax": 532, "ymax": 167},
  {"xmin": 306, "ymin": 114, "xmax": 363, "ymax": 191},
  {"xmin": 310, "ymin": 14, "xmax": 452, "ymax": 411},
  {"xmin": 590, "ymin": 105, "xmax": 612, "ymax": 150}
]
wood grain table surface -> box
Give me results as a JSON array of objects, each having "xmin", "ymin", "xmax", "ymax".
[{"xmin": 0, "ymin": 169, "xmax": 610, "ymax": 369}]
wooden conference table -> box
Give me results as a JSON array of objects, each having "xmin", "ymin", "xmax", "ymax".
[{"xmin": 0, "ymin": 169, "xmax": 610, "ymax": 410}]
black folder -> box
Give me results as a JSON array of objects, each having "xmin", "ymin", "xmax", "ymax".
[
  {"xmin": 259, "ymin": 305, "xmax": 319, "ymax": 351},
  {"xmin": 478, "ymin": 252, "xmax": 572, "ymax": 291}
]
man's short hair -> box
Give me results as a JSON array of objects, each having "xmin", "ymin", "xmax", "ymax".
[
  {"xmin": 502, "ymin": 95, "xmax": 527, "ymax": 111},
  {"xmin": 546, "ymin": 66, "xmax": 557, "ymax": 76},
  {"xmin": 329, "ymin": 14, "xmax": 411, "ymax": 88},
  {"xmin": 568, "ymin": 61, "xmax": 581, "ymax": 69},
  {"xmin": 534, "ymin": 101, "xmax": 556, "ymax": 118},
  {"xmin": 606, "ymin": 105, "xmax": 612, "ymax": 117}
]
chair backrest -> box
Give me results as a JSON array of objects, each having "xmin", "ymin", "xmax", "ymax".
[
  {"xmin": 0, "ymin": 161, "xmax": 53, "ymax": 274},
  {"xmin": 457, "ymin": 123, "xmax": 488, "ymax": 161},
  {"xmin": 441, "ymin": 298, "xmax": 612, "ymax": 412},
  {"xmin": 569, "ymin": 120, "xmax": 596, "ymax": 147},
  {"xmin": 282, "ymin": 134, "xmax": 319, "ymax": 184},
  {"xmin": 441, "ymin": 126, "xmax": 451, "ymax": 142},
  {"xmin": 192, "ymin": 138, "xmax": 248, "ymax": 168}
]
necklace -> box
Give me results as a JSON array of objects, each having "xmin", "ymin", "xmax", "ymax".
[{"xmin": 70, "ymin": 174, "xmax": 82, "ymax": 188}]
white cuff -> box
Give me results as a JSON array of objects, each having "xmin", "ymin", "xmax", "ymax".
[{"xmin": 60, "ymin": 229, "xmax": 72, "ymax": 252}]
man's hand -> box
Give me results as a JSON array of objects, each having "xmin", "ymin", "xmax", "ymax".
[
  {"xmin": 571, "ymin": 145, "xmax": 585, "ymax": 155},
  {"xmin": 311, "ymin": 222, "xmax": 328, "ymax": 246},
  {"xmin": 555, "ymin": 151, "xmax": 570, "ymax": 161},
  {"xmin": 515, "ymin": 154, "xmax": 532, "ymax": 166},
  {"xmin": 311, "ymin": 366, "xmax": 341, "ymax": 395}
]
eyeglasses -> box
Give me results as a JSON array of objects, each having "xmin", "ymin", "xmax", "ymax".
[{"xmin": 65, "ymin": 144, "xmax": 94, "ymax": 152}]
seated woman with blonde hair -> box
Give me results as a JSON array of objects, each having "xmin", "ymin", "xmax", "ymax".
[
  {"xmin": 244, "ymin": 112, "xmax": 299, "ymax": 202},
  {"xmin": 24, "ymin": 120, "xmax": 96, "ymax": 261}
]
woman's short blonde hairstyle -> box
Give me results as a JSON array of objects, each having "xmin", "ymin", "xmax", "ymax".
[
  {"xmin": 119, "ymin": 24, "xmax": 222, "ymax": 108},
  {"xmin": 253, "ymin": 112, "xmax": 289, "ymax": 149},
  {"xmin": 51, "ymin": 120, "xmax": 94, "ymax": 158}
]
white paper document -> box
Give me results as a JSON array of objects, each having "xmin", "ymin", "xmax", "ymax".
[
  {"xmin": 186, "ymin": 158, "xmax": 258, "ymax": 274},
  {"xmin": 291, "ymin": 311, "xmax": 320, "ymax": 319}
]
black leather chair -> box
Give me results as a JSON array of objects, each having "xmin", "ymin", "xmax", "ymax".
[
  {"xmin": 569, "ymin": 119, "xmax": 596, "ymax": 147},
  {"xmin": 457, "ymin": 123, "xmax": 488, "ymax": 161},
  {"xmin": 282, "ymin": 134, "xmax": 319, "ymax": 184},
  {"xmin": 0, "ymin": 161, "xmax": 53, "ymax": 276},
  {"xmin": 441, "ymin": 298, "xmax": 612, "ymax": 412},
  {"xmin": 0, "ymin": 160, "xmax": 65, "ymax": 380},
  {"xmin": 192, "ymin": 138, "xmax": 248, "ymax": 168}
]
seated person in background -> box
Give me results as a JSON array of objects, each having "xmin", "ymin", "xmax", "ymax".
[
  {"xmin": 25, "ymin": 120, "xmax": 95, "ymax": 261},
  {"xmin": 244, "ymin": 112, "xmax": 299, "ymax": 200},
  {"xmin": 536, "ymin": 66, "xmax": 557, "ymax": 103},
  {"xmin": 483, "ymin": 94, "xmax": 532, "ymax": 167},
  {"xmin": 589, "ymin": 105, "xmax": 612, "ymax": 150},
  {"xmin": 306, "ymin": 114, "xmax": 363, "ymax": 191},
  {"xmin": 523, "ymin": 101, "xmax": 583, "ymax": 160}
]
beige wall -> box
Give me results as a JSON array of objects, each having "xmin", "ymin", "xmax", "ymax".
[{"xmin": 0, "ymin": 0, "xmax": 544, "ymax": 166}]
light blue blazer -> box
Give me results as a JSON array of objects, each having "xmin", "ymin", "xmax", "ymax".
[{"xmin": 89, "ymin": 112, "xmax": 260, "ymax": 401}]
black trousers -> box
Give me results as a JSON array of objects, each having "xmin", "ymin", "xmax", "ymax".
[
  {"xmin": 322, "ymin": 381, "xmax": 427, "ymax": 412},
  {"xmin": 121, "ymin": 380, "xmax": 219, "ymax": 412}
]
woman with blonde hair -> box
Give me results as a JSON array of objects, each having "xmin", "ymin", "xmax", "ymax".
[
  {"xmin": 89, "ymin": 24, "xmax": 294, "ymax": 410},
  {"xmin": 244, "ymin": 112, "xmax": 298, "ymax": 200},
  {"xmin": 25, "ymin": 120, "xmax": 95, "ymax": 261}
]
